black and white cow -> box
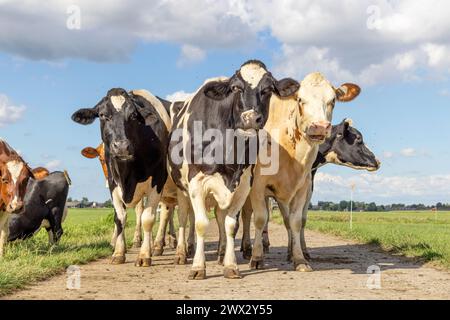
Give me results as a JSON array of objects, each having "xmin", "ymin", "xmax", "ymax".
[
  {"xmin": 168, "ymin": 60, "xmax": 299, "ymax": 279},
  {"xmin": 72, "ymin": 88, "xmax": 171, "ymax": 266},
  {"xmin": 8, "ymin": 171, "xmax": 71, "ymax": 244}
]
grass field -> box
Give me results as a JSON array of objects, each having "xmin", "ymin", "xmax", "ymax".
[
  {"xmin": 0, "ymin": 208, "xmax": 136, "ymax": 296},
  {"xmin": 273, "ymin": 210, "xmax": 450, "ymax": 268}
]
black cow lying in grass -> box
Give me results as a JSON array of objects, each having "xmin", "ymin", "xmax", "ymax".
[
  {"xmin": 236, "ymin": 118, "xmax": 380, "ymax": 259},
  {"xmin": 8, "ymin": 171, "xmax": 71, "ymax": 244}
]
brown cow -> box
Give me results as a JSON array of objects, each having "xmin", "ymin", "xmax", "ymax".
[{"xmin": 0, "ymin": 139, "xmax": 45, "ymax": 257}]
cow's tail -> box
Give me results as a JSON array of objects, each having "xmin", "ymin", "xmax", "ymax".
[{"xmin": 63, "ymin": 170, "xmax": 72, "ymax": 186}]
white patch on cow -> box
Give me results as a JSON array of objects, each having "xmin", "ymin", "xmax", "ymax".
[
  {"xmin": 6, "ymin": 161, "xmax": 24, "ymax": 209},
  {"xmin": 298, "ymin": 72, "xmax": 335, "ymax": 126},
  {"xmin": 110, "ymin": 95, "xmax": 125, "ymax": 112},
  {"xmin": 239, "ymin": 63, "xmax": 267, "ymax": 89},
  {"xmin": 345, "ymin": 118, "xmax": 353, "ymax": 127},
  {"xmin": 131, "ymin": 89, "xmax": 172, "ymax": 131},
  {"xmin": 6, "ymin": 161, "xmax": 23, "ymax": 185}
]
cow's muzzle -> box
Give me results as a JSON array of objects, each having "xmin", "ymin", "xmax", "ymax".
[
  {"xmin": 306, "ymin": 121, "xmax": 331, "ymax": 142},
  {"xmin": 240, "ymin": 109, "xmax": 264, "ymax": 130},
  {"xmin": 110, "ymin": 140, "xmax": 133, "ymax": 161}
]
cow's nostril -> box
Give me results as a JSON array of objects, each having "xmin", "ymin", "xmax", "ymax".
[{"xmin": 255, "ymin": 114, "xmax": 263, "ymax": 125}]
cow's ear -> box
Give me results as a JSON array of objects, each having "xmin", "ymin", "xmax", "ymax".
[
  {"xmin": 274, "ymin": 78, "xmax": 300, "ymax": 98},
  {"xmin": 336, "ymin": 83, "xmax": 361, "ymax": 102},
  {"xmin": 81, "ymin": 147, "xmax": 99, "ymax": 159},
  {"xmin": 32, "ymin": 167, "xmax": 50, "ymax": 180},
  {"xmin": 203, "ymin": 80, "xmax": 232, "ymax": 100},
  {"xmin": 71, "ymin": 108, "xmax": 98, "ymax": 125}
]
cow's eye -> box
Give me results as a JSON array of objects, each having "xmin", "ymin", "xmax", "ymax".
[
  {"xmin": 261, "ymin": 87, "xmax": 273, "ymax": 95},
  {"xmin": 129, "ymin": 112, "xmax": 138, "ymax": 120},
  {"xmin": 99, "ymin": 113, "xmax": 110, "ymax": 121},
  {"xmin": 232, "ymin": 85, "xmax": 243, "ymax": 92}
]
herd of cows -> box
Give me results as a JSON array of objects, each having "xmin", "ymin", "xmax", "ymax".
[{"xmin": 0, "ymin": 60, "xmax": 380, "ymax": 280}]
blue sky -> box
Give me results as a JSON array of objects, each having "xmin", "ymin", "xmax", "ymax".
[{"xmin": 1, "ymin": 0, "xmax": 449, "ymax": 205}]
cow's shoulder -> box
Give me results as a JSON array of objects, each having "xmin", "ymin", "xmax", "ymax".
[{"xmin": 130, "ymin": 90, "xmax": 172, "ymax": 133}]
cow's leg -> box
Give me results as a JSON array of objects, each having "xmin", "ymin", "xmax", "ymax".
[
  {"xmin": 240, "ymin": 197, "xmax": 253, "ymax": 260},
  {"xmin": 111, "ymin": 189, "xmax": 127, "ymax": 264},
  {"xmin": 249, "ymin": 189, "xmax": 268, "ymax": 270},
  {"xmin": 135, "ymin": 190, "xmax": 160, "ymax": 267},
  {"xmin": 289, "ymin": 184, "xmax": 313, "ymax": 272},
  {"xmin": 300, "ymin": 186, "xmax": 313, "ymax": 261},
  {"xmin": 153, "ymin": 204, "xmax": 170, "ymax": 256},
  {"xmin": 262, "ymin": 198, "xmax": 271, "ymax": 253},
  {"xmin": 110, "ymin": 208, "xmax": 118, "ymax": 248},
  {"xmin": 215, "ymin": 207, "xmax": 226, "ymax": 265},
  {"xmin": 223, "ymin": 212, "xmax": 242, "ymax": 279},
  {"xmin": 187, "ymin": 208, "xmax": 195, "ymax": 258},
  {"xmin": 132, "ymin": 200, "xmax": 143, "ymax": 248},
  {"xmin": 44, "ymin": 211, "xmax": 57, "ymax": 245},
  {"xmin": 174, "ymin": 192, "xmax": 190, "ymax": 265},
  {"xmin": 0, "ymin": 213, "xmax": 10, "ymax": 258},
  {"xmin": 188, "ymin": 186, "xmax": 208, "ymax": 280},
  {"xmin": 277, "ymin": 201, "xmax": 292, "ymax": 261},
  {"xmin": 167, "ymin": 206, "xmax": 177, "ymax": 248}
]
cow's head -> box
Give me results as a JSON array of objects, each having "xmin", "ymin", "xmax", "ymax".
[
  {"xmin": 72, "ymin": 88, "xmax": 154, "ymax": 162},
  {"xmin": 203, "ymin": 60, "xmax": 299, "ymax": 134},
  {"xmin": 0, "ymin": 159, "xmax": 38, "ymax": 213},
  {"xmin": 322, "ymin": 119, "xmax": 380, "ymax": 171},
  {"xmin": 81, "ymin": 144, "xmax": 108, "ymax": 179},
  {"xmin": 296, "ymin": 72, "xmax": 361, "ymax": 143}
]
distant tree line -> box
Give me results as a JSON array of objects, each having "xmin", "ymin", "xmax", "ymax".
[{"xmin": 310, "ymin": 201, "xmax": 450, "ymax": 212}]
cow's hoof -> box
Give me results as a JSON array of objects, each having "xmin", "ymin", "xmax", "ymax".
[
  {"xmin": 250, "ymin": 257, "xmax": 264, "ymax": 270},
  {"xmin": 295, "ymin": 263, "xmax": 313, "ymax": 272},
  {"xmin": 188, "ymin": 269, "xmax": 206, "ymax": 280},
  {"xmin": 174, "ymin": 254, "xmax": 187, "ymax": 265},
  {"xmin": 187, "ymin": 244, "xmax": 195, "ymax": 258},
  {"xmin": 111, "ymin": 255, "xmax": 126, "ymax": 265},
  {"xmin": 242, "ymin": 247, "xmax": 252, "ymax": 260},
  {"xmin": 217, "ymin": 254, "xmax": 225, "ymax": 265},
  {"xmin": 153, "ymin": 246, "xmax": 164, "ymax": 256},
  {"xmin": 224, "ymin": 267, "xmax": 241, "ymax": 279},
  {"xmin": 135, "ymin": 257, "xmax": 152, "ymax": 267},
  {"xmin": 169, "ymin": 236, "xmax": 177, "ymax": 249}
]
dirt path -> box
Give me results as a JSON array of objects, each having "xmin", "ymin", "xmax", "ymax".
[{"xmin": 4, "ymin": 221, "xmax": 450, "ymax": 300}]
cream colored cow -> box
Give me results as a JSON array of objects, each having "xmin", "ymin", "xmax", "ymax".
[{"xmin": 248, "ymin": 73, "xmax": 360, "ymax": 271}]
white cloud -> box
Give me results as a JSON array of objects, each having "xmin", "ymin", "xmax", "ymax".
[
  {"xmin": 400, "ymin": 148, "xmax": 417, "ymax": 157},
  {"xmin": 314, "ymin": 172, "xmax": 450, "ymax": 203},
  {"xmin": 177, "ymin": 45, "xmax": 206, "ymax": 67},
  {"xmin": 45, "ymin": 160, "xmax": 62, "ymax": 171},
  {"xmin": 0, "ymin": 94, "xmax": 26, "ymax": 126},
  {"xmin": 166, "ymin": 90, "xmax": 193, "ymax": 102},
  {"xmin": 439, "ymin": 89, "xmax": 450, "ymax": 97},
  {"xmin": 0, "ymin": 0, "xmax": 256, "ymax": 63},
  {"xmin": 1, "ymin": 1, "xmax": 450, "ymax": 83}
]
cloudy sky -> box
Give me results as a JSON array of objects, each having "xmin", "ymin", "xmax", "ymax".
[{"xmin": 1, "ymin": 0, "xmax": 449, "ymax": 205}]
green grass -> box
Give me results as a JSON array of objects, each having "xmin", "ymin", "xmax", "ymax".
[
  {"xmin": 272, "ymin": 210, "xmax": 450, "ymax": 268},
  {"xmin": 0, "ymin": 208, "xmax": 139, "ymax": 296}
]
